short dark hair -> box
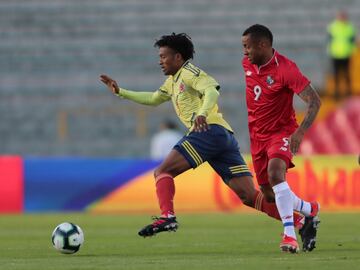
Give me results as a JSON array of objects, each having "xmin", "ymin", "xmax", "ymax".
[
  {"xmin": 154, "ymin": 33, "xmax": 195, "ymax": 61},
  {"xmin": 242, "ymin": 24, "xmax": 273, "ymax": 45}
]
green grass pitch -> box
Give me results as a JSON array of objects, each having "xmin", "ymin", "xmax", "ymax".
[{"xmin": 0, "ymin": 213, "xmax": 359, "ymax": 270}]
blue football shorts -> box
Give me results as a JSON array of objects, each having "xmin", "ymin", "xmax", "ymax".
[{"xmin": 174, "ymin": 124, "xmax": 252, "ymax": 184}]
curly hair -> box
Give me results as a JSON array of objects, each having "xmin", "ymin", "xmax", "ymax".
[{"xmin": 154, "ymin": 33, "xmax": 195, "ymax": 61}]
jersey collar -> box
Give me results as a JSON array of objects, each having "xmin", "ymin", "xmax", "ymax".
[
  {"xmin": 255, "ymin": 49, "xmax": 279, "ymax": 74},
  {"xmin": 172, "ymin": 60, "xmax": 190, "ymax": 82}
]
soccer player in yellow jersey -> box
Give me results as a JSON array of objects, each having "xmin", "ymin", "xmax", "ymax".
[{"xmin": 100, "ymin": 33, "xmax": 304, "ymax": 240}]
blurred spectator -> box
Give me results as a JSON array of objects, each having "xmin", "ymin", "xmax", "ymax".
[
  {"xmin": 150, "ymin": 120, "xmax": 183, "ymax": 160},
  {"xmin": 327, "ymin": 10, "xmax": 357, "ymax": 100}
]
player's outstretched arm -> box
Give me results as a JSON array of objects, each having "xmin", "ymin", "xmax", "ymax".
[
  {"xmin": 100, "ymin": 74, "xmax": 170, "ymax": 106},
  {"xmin": 290, "ymin": 84, "xmax": 321, "ymax": 154}
]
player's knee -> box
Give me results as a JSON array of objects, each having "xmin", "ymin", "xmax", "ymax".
[
  {"xmin": 267, "ymin": 169, "xmax": 284, "ymax": 186},
  {"xmin": 154, "ymin": 167, "xmax": 166, "ymax": 179},
  {"xmin": 154, "ymin": 167, "xmax": 175, "ymax": 180},
  {"xmin": 153, "ymin": 168, "xmax": 164, "ymax": 179},
  {"xmin": 268, "ymin": 159, "xmax": 286, "ymax": 185}
]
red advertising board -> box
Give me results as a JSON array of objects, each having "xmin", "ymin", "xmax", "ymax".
[{"xmin": 0, "ymin": 156, "xmax": 23, "ymax": 213}]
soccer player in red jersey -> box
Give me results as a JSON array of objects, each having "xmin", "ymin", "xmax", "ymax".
[
  {"xmin": 100, "ymin": 33, "xmax": 304, "ymax": 243},
  {"xmin": 241, "ymin": 24, "xmax": 322, "ymax": 253}
]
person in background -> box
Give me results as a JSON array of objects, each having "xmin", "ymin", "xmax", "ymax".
[
  {"xmin": 327, "ymin": 10, "xmax": 357, "ymax": 100},
  {"xmin": 150, "ymin": 119, "xmax": 183, "ymax": 160}
]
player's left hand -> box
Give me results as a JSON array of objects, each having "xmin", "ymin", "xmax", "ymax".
[
  {"xmin": 289, "ymin": 129, "xmax": 305, "ymax": 155},
  {"xmin": 193, "ymin": 115, "xmax": 208, "ymax": 132}
]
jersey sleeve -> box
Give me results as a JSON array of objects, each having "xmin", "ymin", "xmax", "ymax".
[
  {"xmin": 197, "ymin": 87, "xmax": 219, "ymax": 117},
  {"xmin": 119, "ymin": 88, "xmax": 170, "ymax": 105},
  {"xmin": 282, "ymin": 61, "xmax": 311, "ymax": 94},
  {"xmin": 119, "ymin": 77, "xmax": 171, "ymax": 106}
]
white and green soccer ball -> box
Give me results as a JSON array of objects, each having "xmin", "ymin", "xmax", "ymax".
[{"xmin": 52, "ymin": 222, "xmax": 84, "ymax": 254}]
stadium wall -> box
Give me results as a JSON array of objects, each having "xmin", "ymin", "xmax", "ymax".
[{"xmin": 0, "ymin": 155, "xmax": 359, "ymax": 214}]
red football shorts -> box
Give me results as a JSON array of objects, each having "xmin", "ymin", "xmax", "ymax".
[{"xmin": 250, "ymin": 134, "xmax": 295, "ymax": 186}]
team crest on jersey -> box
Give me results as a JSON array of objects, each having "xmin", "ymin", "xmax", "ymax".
[
  {"xmin": 246, "ymin": 71, "xmax": 252, "ymax": 76},
  {"xmin": 179, "ymin": 82, "xmax": 186, "ymax": 92},
  {"xmin": 266, "ymin": 75, "xmax": 274, "ymax": 85}
]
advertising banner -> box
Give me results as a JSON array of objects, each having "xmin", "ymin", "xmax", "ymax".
[
  {"xmin": 90, "ymin": 155, "xmax": 360, "ymax": 213},
  {"xmin": 0, "ymin": 155, "xmax": 358, "ymax": 213}
]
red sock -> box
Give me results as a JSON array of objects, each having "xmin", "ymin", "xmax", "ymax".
[
  {"xmin": 253, "ymin": 191, "xmax": 304, "ymax": 227},
  {"xmin": 253, "ymin": 190, "xmax": 281, "ymax": 220},
  {"xmin": 155, "ymin": 173, "xmax": 175, "ymax": 217}
]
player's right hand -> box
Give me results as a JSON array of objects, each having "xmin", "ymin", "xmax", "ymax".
[
  {"xmin": 193, "ymin": 115, "xmax": 208, "ymax": 132},
  {"xmin": 100, "ymin": 74, "xmax": 120, "ymax": 95}
]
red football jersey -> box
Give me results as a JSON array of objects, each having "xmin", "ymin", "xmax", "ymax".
[{"xmin": 243, "ymin": 50, "xmax": 310, "ymax": 141}]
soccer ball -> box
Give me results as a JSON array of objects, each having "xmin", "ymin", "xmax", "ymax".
[{"xmin": 51, "ymin": 222, "xmax": 84, "ymax": 254}]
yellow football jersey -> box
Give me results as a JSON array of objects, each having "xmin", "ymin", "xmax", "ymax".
[{"xmin": 157, "ymin": 61, "xmax": 233, "ymax": 132}]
